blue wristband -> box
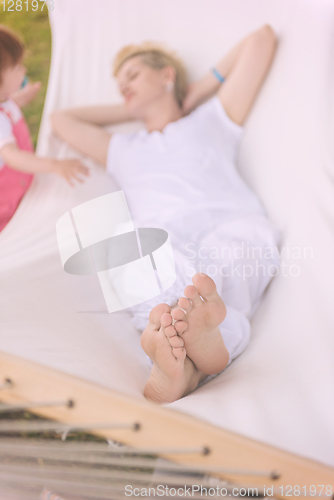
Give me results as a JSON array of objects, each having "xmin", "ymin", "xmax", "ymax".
[
  {"xmin": 21, "ymin": 75, "xmax": 29, "ymax": 89},
  {"xmin": 211, "ymin": 67, "xmax": 225, "ymax": 83}
]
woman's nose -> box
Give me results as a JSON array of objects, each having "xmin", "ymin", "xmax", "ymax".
[{"xmin": 120, "ymin": 83, "xmax": 129, "ymax": 95}]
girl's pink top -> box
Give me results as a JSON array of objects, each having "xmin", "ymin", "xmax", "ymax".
[{"xmin": 0, "ymin": 97, "xmax": 34, "ymax": 231}]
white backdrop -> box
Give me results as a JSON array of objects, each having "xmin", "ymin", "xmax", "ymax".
[{"xmin": 0, "ymin": 0, "xmax": 334, "ymax": 468}]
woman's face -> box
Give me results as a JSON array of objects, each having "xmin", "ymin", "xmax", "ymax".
[{"xmin": 116, "ymin": 56, "xmax": 173, "ymax": 118}]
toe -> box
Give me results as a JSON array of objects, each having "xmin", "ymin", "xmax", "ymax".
[
  {"xmin": 168, "ymin": 335, "xmax": 184, "ymax": 348},
  {"xmin": 174, "ymin": 320, "xmax": 188, "ymax": 335},
  {"xmin": 161, "ymin": 312, "xmax": 173, "ymax": 328},
  {"xmin": 148, "ymin": 303, "xmax": 171, "ymax": 330},
  {"xmin": 184, "ymin": 284, "xmax": 203, "ymax": 306},
  {"xmin": 178, "ymin": 296, "xmax": 192, "ymax": 313},
  {"xmin": 171, "ymin": 307, "xmax": 186, "ymax": 322},
  {"xmin": 156, "ymin": 328, "xmax": 186, "ymax": 362},
  {"xmin": 171, "ymin": 346, "xmax": 187, "ymax": 361},
  {"xmin": 164, "ymin": 324, "xmax": 177, "ymax": 338},
  {"xmin": 192, "ymin": 273, "xmax": 218, "ymax": 301}
]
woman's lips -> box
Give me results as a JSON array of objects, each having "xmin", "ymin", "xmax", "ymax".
[{"xmin": 125, "ymin": 93, "xmax": 134, "ymax": 102}]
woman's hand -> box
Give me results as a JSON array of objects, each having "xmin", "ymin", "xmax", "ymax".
[
  {"xmin": 10, "ymin": 82, "xmax": 42, "ymax": 108},
  {"xmin": 51, "ymin": 158, "xmax": 90, "ymax": 187}
]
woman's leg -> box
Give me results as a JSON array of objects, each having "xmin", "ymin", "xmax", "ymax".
[
  {"xmin": 171, "ymin": 214, "xmax": 281, "ymax": 378},
  {"xmin": 133, "ymin": 214, "xmax": 281, "ymax": 401}
]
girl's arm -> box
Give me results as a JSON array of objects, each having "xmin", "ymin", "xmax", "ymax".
[
  {"xmin": 183, "ymin": 24, "xmax": 277, "ymax": 125},
  {"xmin": 0, "ymin": 143, "xmax": 89, "ymax": 187},
  {"xmin": 51, "ymin": 103, "xmax": 134, "ymax": 167},
  {"xmin": 10, "ymin": 82, "xmax": 41, "ymax": 108}
]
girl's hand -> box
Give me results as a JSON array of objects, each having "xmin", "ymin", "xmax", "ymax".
[
  {"xmin": 10, "ymin": 82, "xmax": 42, "ymax": 108},
  {"xmin": 52, "ymin": 159, "xmax": 90, "ymax": 187}
]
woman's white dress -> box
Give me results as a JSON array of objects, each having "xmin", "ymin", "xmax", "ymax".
[{"xmin": 106, "ymin": 96, "xmax": 281, "ymax": 376}]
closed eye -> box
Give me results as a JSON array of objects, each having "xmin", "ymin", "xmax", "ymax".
[{"xmin": 128, "ymin": 72, "xmax": 139, "ymax": 81}]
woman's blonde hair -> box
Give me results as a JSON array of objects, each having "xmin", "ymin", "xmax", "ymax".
[{"xmin": 113, "ymin": 41, "xmax": 188, "ymax": 108}]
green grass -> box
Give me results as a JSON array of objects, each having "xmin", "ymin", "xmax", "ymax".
[{"xmin": 1, "ymin": 9, "xmax": 51, "ymax": 147}]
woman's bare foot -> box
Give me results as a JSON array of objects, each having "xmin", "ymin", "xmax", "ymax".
[
  {"xmin": 171, "ymin": 273, "xmax": 229, "ymax": 375},
  {"xmin": 140, "ymin": 303, "xmax": 204, "ymax": 403}
]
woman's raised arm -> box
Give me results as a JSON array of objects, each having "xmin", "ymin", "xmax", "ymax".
[
  {"xmin": 217, "ymin": 25, "xmax": 277, "ymax": 125},
  {"xmin": 51, "ymin": 103, "xmax": 133, "ymax": 168},
  {"xmin": 182, "ymin": 25, "xmax": 277, "ymax": 125}
]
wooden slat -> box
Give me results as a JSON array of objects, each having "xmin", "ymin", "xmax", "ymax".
[{"xmin": 0, "ymin": 350, "xmax": 333, "ymax": 497}]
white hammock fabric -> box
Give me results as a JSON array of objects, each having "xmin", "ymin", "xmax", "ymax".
[{"xmin": 0, "ymin": 0, "xmax": 333, "ymax": 470}]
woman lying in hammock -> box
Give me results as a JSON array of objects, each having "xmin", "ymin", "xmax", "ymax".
[{"xmin": 51, "ymin": 25, "xmax": 281, "ymax": 404}]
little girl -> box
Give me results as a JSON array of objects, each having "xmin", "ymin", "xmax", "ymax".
[{"xmin": 0, "ymin": 25, "xmax": 89, "ymax": 232}]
